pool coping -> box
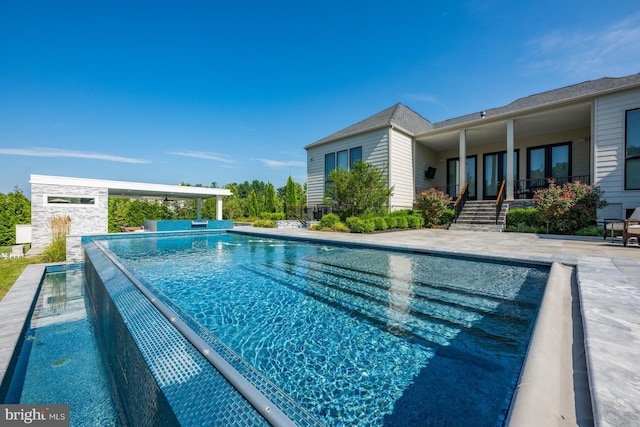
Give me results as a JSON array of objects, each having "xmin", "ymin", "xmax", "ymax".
[{"xmin": 2, "ymin": 228, "xmax": 639, "ymax": 426}]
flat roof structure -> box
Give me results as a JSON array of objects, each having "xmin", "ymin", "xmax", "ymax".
[{"xmin": 29, "ymin": 175, "xmax": 232, "ymax": 200}]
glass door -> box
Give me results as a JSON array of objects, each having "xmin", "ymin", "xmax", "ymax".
[
  {"xmin": 447, "ymin": 156, "xmax": 477, "ymax": 199},
  {"xmin": 483, "ymin": 151, "xmax": 518, "ymax": 199}
]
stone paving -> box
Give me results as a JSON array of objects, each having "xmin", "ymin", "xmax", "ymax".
[{"xmin": 232, "ymin": 226, "xmax": 640, "ymax": 427}]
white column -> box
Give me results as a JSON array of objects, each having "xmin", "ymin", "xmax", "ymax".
[
  {"xmin": 459, "ymin": 130, "xmax": 467, "ymax": 194},
  {"xmin": 216, "ymin": 196, "xmax": 223, "ymax": 220},
  {"xmin": 506, "ymin": 119, "xmax": 515, "ymax": 200}
]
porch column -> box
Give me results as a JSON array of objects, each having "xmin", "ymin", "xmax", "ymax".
[
  {"xmin": 196, "ymin": 198, "xmax": 202, "ymax": 219},
  {"xmin": 506, "ymin": 119, "xmax": 515, "ymax": 200},
  {"xmin": 459, "ymin": 130, "xmax": 467, "ymax": 193},
  {"xmin": 216, "ymin": 195, "xmax": 223, "ymax": 220}
]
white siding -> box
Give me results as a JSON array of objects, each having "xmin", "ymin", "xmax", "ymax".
[
  {"xmin": 594, "ymin": 88, "xmax": 640, "ymax": 216},
  {"xmin": 389, "ymin": 129, "xmax": 414, "ymax": 210},
  {"xmin": 306, "ymin": 128, "xmax": 390, "ymax": 205}
]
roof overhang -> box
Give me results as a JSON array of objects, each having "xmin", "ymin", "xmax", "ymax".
[
  {"xmin": 29, "ymin": 175, "xmax": 232, "ymax": 200},
  {"xmin": 414, "ymin": 101, "xmax": 593, "ymax": 151}
]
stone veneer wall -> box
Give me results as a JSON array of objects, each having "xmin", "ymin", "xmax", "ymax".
[{"xmin": 31, "ymin": 183, "xmax": 108, "ymax": 250}]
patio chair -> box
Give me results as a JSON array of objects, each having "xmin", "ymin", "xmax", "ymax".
[
  {"xmin": 604, "ymin": 208, "xmax": 640, "ymax": 241},
  {"xmin": 623, "ymin": 218, "xmax": 640, "ymax": 246},
  {"xmin": 10, "ymin": 245, "xmax": 24, "ymax": 258}
]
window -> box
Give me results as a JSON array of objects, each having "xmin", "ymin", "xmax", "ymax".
[
  {"xmin": 324, "ymin": 146, "xmax": 363, "ymax": 181},
  {"xmin": 337, "ymin": 150, "xmax": 348, "ymax": 171},
  {"xmin": 350, "ymin": 147, "xmax": 362, "ymax": 168},
  {"xmin": 483, "ymin": 151, "xmax": 519, "ymax": 199},
  {"xmin": 47, "ymin": 196, "xmax": 95, "ymax": 205},
  {"xmin": 527, "ymin": 142, "xmax": 571, "ymax": 181},
  {"xmin": 626, "ymin": 108, "xmax": 640, "ymax": 190},
  {"xmin": 325, "ymin": 153, "xmax": 336, "ymax": 181}
]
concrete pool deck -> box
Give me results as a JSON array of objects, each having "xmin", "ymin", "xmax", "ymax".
[
  {"xmin": 232, "ymin": 225, "xmax": 640, "ymax": 427},
  {"xmin": 1, "ymin": 227, "xmax": 638, "ymax": 425}
]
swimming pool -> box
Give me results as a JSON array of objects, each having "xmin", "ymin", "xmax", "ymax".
[
  {"xmin": 3, "ymin": 265, "xmax": 125, "ymax": 425},
  {"xmin": 92, "ymin": 232, "xmax": 549, "ymax": 426}
]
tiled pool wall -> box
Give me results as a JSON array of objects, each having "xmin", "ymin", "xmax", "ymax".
[
  {"xmin": 83, "ymin": 238, "xmax": 323, "ymax": 426},
  {"xmin": 143, "ymin": 219, "xmax": 234, "ymax": 232}
]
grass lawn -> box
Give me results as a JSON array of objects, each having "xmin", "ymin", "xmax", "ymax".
[{"xmin": 0, "ymin": 255, "xmax": 44, "ymax": 301}]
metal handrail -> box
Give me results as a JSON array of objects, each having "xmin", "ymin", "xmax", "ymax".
[
  {"xmin": 495, "ymin": 180, "xmax": 506, "ymax": 225},
  {"xmin": 453, "ymin": 183, "xmax": 469, "ymax": 223}
]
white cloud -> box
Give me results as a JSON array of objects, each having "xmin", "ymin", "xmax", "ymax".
[
  {"xmin": 403, "ymin": 93, "xmax": 442, "ymax": 105},
  {"xmin": 523, "ymin": 13, "xmax": 640, "ymax": 78},
  {"xmin": 256, "ymin": 158, "xmax": 306, "ymax": 168},
  {"xmin": 167, "ymin": 151, "xmax": 236, "ymax": 163},
  {"xmin": 0, "ymin": 147, "xmax": 150, "ymax": 163}
]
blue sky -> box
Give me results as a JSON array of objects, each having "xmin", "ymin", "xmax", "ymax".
[{"xmin": 1, "ymin": 1, "xmax": 639, "ymax": 196}]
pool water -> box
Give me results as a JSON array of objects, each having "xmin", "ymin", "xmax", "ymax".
[
  {"xmin": 5, "ymin": 266, "xmax": 125, "ymax": 426},
  {"xmin": 104, "ymin": 233, "xmax": 548, "ymax": 426}
]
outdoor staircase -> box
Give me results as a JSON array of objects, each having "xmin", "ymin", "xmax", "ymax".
[{"xmin": 449, "ymin": 200, "xmax": 507, "ymax": 232}]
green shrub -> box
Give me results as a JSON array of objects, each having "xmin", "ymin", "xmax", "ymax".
[
  {"xmin": 260, "ymin": 212, "xmax": 285, "ymax": 220},
  {"xmin": 396, "ymin": 216, "xmax": 408, "ymax": 229},
  {"xmin": 319, "ymin": 213, "xmax": 341, "ymax": 228},
  {"xmin": 407, "ymin": 215, "xmax": 423, "ymax": 229},
  {"xmin": 505, "ymin": 224, "xmax": 546, "ymax": 234},
  {"xmin": 346, "ymin": 217, "xmax": 375, "ymax": 233},
  {"xmin": 372, "ymin": 216, "xmax": 388, "ymax": 231},
  {"xmin": 252, "ymin": 219, "xmax": 276, "ymax": 228},
  {"xmin": 440, "ymin": 209, "xmax": 455, "ymax": 228},
  {"xmin": 332, "ymin": 222, "xmax": 350, "ymax": 232},
  {"xmin": 576, "ymin": 226, "xmax": 603, "ymax": 236},
  {"xmin": 506, "ymin": 208, "xmax": 540, "ymax": 228},
  {"xmin": 384, "ymin": 215, "xmax": 398, "ymax": 229},
  {"xmin": 534, "ymin": 181, "xmax": 605, "ymax": 234},
  {"xmin": 415, "ymin": 188, "xmax": 452, "ymax": 228}
]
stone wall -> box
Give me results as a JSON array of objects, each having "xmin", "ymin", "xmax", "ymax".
[{"xmin": 31, "ymin": 183, "xmax": 108, "ymax": 249}]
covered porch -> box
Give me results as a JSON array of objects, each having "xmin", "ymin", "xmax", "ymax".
[{"xmin": 414, "ymin": 100, "xmax": 592, "ymax": 202}]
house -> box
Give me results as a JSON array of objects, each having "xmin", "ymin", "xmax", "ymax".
[{"xmin": 305, "ymin": 73, "xmax": 640, "ymax": 221}]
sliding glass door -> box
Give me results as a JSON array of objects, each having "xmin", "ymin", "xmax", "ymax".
[{"xmin": 527, "ymin": 142, "xmax": 571, "ymax": 183}]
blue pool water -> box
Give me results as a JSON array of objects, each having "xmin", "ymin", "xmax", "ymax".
[
  {"xmin": 102, "ymin": 232, "xmax": 549, "ymax": 426},
  {"xmin": 5, "ymin": 266, "xmax": 125, "ymax": 426}
]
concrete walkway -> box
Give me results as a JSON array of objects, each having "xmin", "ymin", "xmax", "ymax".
[{"xmin": 232, "ymin": 226, "xmax": 640, "ymax": 427}]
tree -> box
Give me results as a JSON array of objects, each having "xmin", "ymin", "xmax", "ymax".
[
  {"xmin": 247, "ymin": 189, "xmax": 260, "ymax": 217},
  {"xmin": 283, "ymin": 176, "xmax": 298, "ymax": 217},
  {"xmin": 264, "ymin": 182, "xmax": 277, "ymax": 213},
  {"xmin": 325, "ymin": 161, "xmax": 393, "ymax": 220},
  {"xmin": 0, "ymin": 187, "xmax": 31, "ymax": 245}
]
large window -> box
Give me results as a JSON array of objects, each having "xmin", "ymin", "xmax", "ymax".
[
  {"xmin": 325, "ymin": 146, "xmax": 362, "ymax": 182},
  {"xmin": 626, "ymin": 108, "xmax": 640, "ymax": 190},
  {"xmin": 527, "ymin": 142, "xmax": 571, "ymax": 181}
]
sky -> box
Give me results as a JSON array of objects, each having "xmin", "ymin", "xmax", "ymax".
[{"xmin": 1, "ymin": 1, "xmax": 639, "ymax": 197}]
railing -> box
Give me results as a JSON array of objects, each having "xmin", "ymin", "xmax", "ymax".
[
  {"xmin": 287, "ymin": 209, "xmax": 307, "ymax": 227},
  {"xmin": 495, "ymin": 180, "xmax": 506, "ymax": 225},
  {"xmin": 453, "ymin": 183, "xmax": 469, "ymax": 224},
  {"xmin": 514, "ymin": 175, "xmax": 590, "ymax": 199}
]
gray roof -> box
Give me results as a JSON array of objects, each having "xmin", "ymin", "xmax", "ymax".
[
  {"xmin": 432, "ymin": 73, "xmax": 640, "ymax": 130},
  {"xmin": 307, "ymin": 73, "xmax": 640, "ymax": 147},
  {"xmin": 306, "ymin": 103, "xmax": 432, "ymax": 148}
]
